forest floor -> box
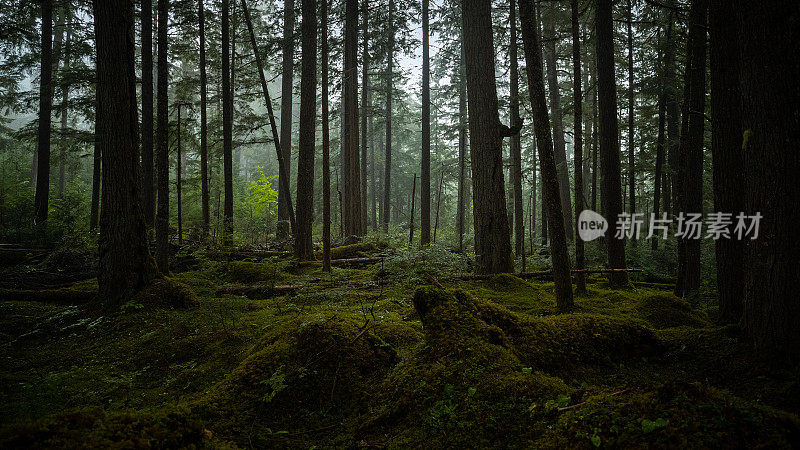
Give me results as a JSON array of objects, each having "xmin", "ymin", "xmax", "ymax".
[{"xmin": 1, "ymin": 240, "xmax": 799, "ymax": 448}]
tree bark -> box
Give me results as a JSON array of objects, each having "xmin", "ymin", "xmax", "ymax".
[
  {"xmin": 735, "ymin": 0, "xmax": 800, "ymax": 360},
  {"xmin": 277, "ymin": 0, "xmax": 294, "ymax": 240},
  {"xmin": 709, "ymin": 0, "xmax": 743, "ymax": 323},
  {"xmin": 321, "ymin": 0, "xmax": 331, "ymax": 271},
  {"xmin": 543, "ymin": 11, "xmax": 573, "ymax": 240},
  {"xmin": 518, "ymin": 0, "xmax": 573, "ymax": 311},
  {"xmin": 570, "ymin": 0, "xmax": 585, "ymax": 293},
  {"xmin": 510, "ymin": 0, "xmax": 523, "ymax": 256},
  {"xmin": 90, "ymin": 95, "xmax": 101, "ymax": 231},
  {"xmin": 34, "ymin": 0, "xmax": 53, "ymax": 226},
  {"xmin": 343, "ymin": 0, "xmax": 363, "ymax": 239},
  {"xmin": 142, "ymin": 0, "xmax": 155, "ymax": 227},
  {"xmin": 199, "ymin": 0, "xmax": 210, "ymax": 237},
  {"xmin": 93, "ymin": 0, "xmax": 158, "ymax": 305},
  {"xmin": 461, "ymin": 0, "xmax": 513, "ymax": 274},
  {"xmin": 222, "ymin": 0, "xmax": 233, "ymax": 245},
  {"xmin": 155, "ymin": 0, "xmax": 170, "ymax": 272},
  {"xmin": 596, "ymin": 0, "xmax": 627, "ymax": 286},
  {"xmin": 360, "ymin": 0, "xmax": 369, "ymax": 234},
  {"xmin": 295, "ymin": 0, "xmax": 317, "ymax": 259},
  {"xmin": 626, "ymin": 0, "xmax": 636, "ymax": 223},
  {"xmin": 381, "ymin": 0, "xmax": 394, "ymax": 233},
  {"xmin": 456, "ymin": 28, "xmax": 467, "ymax": 253},
  {"xmin": 420, "ymin": 0, "xmax": 431, "ymax": 246}
]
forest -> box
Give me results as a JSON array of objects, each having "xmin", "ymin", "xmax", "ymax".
[{"xmin": 0, "ymin": 0, "xmax": 799, "ymax": 447}]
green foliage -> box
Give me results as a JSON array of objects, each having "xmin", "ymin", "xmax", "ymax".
[{"xmin": 246, "ymin": 167, "xmax": 279, "ymax": 218}]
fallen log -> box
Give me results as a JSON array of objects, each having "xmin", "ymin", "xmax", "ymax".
[
  {"xmin": 203, "ymin": 250, "xmax": 292, "ymax": 261},
  {"xmin": 458, "ymin": 268, "xmax": 643, "ymax": 281}
]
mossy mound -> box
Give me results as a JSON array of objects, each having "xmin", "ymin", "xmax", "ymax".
[
  {"xmin": 195, "ymin": 314, "xmax": 399, "ymax": 446},
  {"xmin": 635, "ymin": 294, "xmax": 709, "ymax": 329},
  {"xmin": 536, "ymin": 381, "xmax": 800, "ymax": 448},
  {"xmin": 131, "ymin": 277, "xmax": 198, "ymax": 309},
  {"xmin": 359, "ymin": 287, "xmax": 663, "ymax": 447},
  {"xmin": 216, "ymin": 260, "xmax": 283, "ymax": 284},
  {"xmin": 485, "ymin": 273, "xmax": 535, "ymax": 292},
  {"xmin": 0, "ymin": 407, "xmax": 214, "ymax": 449}
]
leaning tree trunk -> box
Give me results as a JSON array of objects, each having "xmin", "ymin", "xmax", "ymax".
[
  {"xmin": 277, "ymin": 0, "xmax": 294, "ymax": 240},
  {"xmin": 34, "ymin": 0, "xmax": 53, "ymax": 226},
  {"xmin": 295, "ymin": 0, "xmax": 317, "ymax": 260},
  {"xmin": 93, "ymin": 0, "xmax": 158, "ymax": 305},
  {"xmin": 519, "ymin": 0, "xmax": 573, "ymax": 312},
  {"xmin": 155, "ymin": 0, "xmax": 170, "ymax": 273},
  {"xmin": 596, "ymin": 0, "xmax": 627, "ymax": 286},
  {"xmin": 461, "ymin": 0, "xmax": 514, "ymax": 274},
  {"xmin": 710, "ymin": 0, "xmax": 743, "ymax": 323},
  {"xmin": 736, "ymin": 0, "xmax": 800, "ymax": 360},
  {"xmin": 142, "ymin": 0, "xmax": 155, "ymax": 226},
  {"xmin": 570, "ymin": 0, "xmax": 585, "ymax": 293},
  {"xmin": 343, "ymin": 0, "xmax": 363, "ymax": 239},
  {"xmin": 543, "ymin": 11, "xmax": 573, "ymax": 241}
]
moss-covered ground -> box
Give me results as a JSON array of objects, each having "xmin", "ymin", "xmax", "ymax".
[{"xmin": 1, "ymin": 244, "xmax": 798, "ymax": 448}]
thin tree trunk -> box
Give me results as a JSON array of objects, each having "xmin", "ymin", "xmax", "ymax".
[
  {"xmin": 570, "ymin": 0, "xmax": 585, "ymax": 293},
  {"xmin": 461, "ymin": 0, "xmax": 514, "ymax": 274},
  {"xmin": 321, "ymin": 0, "xmax": 331, "ymax": 271},
  {"xmin": 664, "ymin": 11, "xmax": 678, "ymax": 217},
  {"xmin": 222, "ymin": 0, "xmax": 233, "ymax": 245},
  {"xmin": 456, "ymin": 30, "xmax": 466, "ymax": 253},
  {"xmin": 543, "ymin": 11, "xmax": 573, "ymax": 240},
  {"xmin": 382, "ymin": 0, "xmax": 394, "ymax": 232},
  {"xmin": 57, "ymin": 4, "xmax": 72, "ymax": 200},
  {"xmin": 155, "ymin": 0, "xmax": 170, "ymax": 272},
  {"xmin": 433, "ymin": 168, "xmax": 443, "ymax": 242},
  {"xmin": 360, "ymin": 0, "xmax": 369, "ymax": 234},
  {"xmin": 142, "ymin": 0, "xmax": 155, "ymax": 226},
  {"xmin": 652, "ymin": 22, "xmax": 671, "ymax": 251},
  {"xmin": 90, "ymin": 95, "xmax": 101, "ymax": 231},
  {"xmin": 277, "ymin": 0, "xmax": 294, "ymax": 239},
  {"xmin": 626, "ymin": 0, "xmax": 636, "ymax": 224},
  {"xmin": 510, "ymin": 0, "xmax": 523, "ymax": 256},
  {"xmin": 591, "ymin": 75, "xmax": 598, "ymax": 212},
  {"xmin": 596, "ymin": 0, "xmax": 627, "ymax": 286},
  {"xmin": 199, "ymin": 0, "xmax": 210, "ymax": 237},
  {"xmin": 409, "ymin": 173, "xmax": 416, "ymax": 246},
  {"xmin": 295, "ymin": 0, "xmax": 316, "ymax": 259},
  {"xmin": 530, "ymin": 138, "xmax": 537, "ymax": 245},
  {"xmin": 94, "ymin": 0, "xmax": 158, "ymax": 305},
  {"xmin": 176, "ymin": 105, "xmax": 183, "ymax": 244},
  {"xmin": 519, "ymin": 0, "xmax": 573, "ymax": 311},
  {"xmin": 710, "ymin": 0, "xmax": 743, "ymax": 323},
  {"xmin": 420, "ymin": 0, "xmax": 431, "ymax": 246},
  {"xmin": 34, "ymin": 0, "xmax": 53, "ymax": 226},
  {"xmin": 369, "ymin": 86, "xmax": 376, "ymax": 230}
]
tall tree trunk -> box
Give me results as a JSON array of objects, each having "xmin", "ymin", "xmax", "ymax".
[
  {"xmin": 530, "ymin": 138, "xmax": 537, "ymax": 245},
  {"xmin": 591, "ymin": 74, "xmax": 598, "ymax": 212},
  {"xmin": 664, "ymin": 11, "xmax": 678, "ymax": 217},
  {"xmin": 736, "ymin": 0, "xmax": 800, "ymax": 360},
  {"xmin": 570, "ymin": 0, "xmax": 585, "ymax": 293},
  {"xmin": 420, "ymin": 0, "xmax": 431, "ymax": 246},
  {"xmin": 90, "ymin": 95, "xmax": 101, "ymax": 231},
  {"xmin": 626, "ymin": 0, "xmax": 636, "ymax": 222},
  {"xmin": 321, "ymin": 0, "xmax": 331, "ymax": 270},
  {"xmin": 56, "ymin": 4, "xmax": 71, "ymax": 200},
  {"xmin": 155, "ymin": 0, "xmax": 170, "ymax": 272},
  {"xmin": 596, "ymin": 0, "xmax": 627, "ymax": 286},
  {"xmin": 652, "ymin": 22, "xmax": 672, "ymax": 251},
  {"xmin": 382, "ymin": 0, "xmax": 394, "ymax": 232},
  {"xmin": 295, "ymin": 0, "xmax": 317, "ymax": 259},
  {"xmin": 543, "ymin": 12, "xmax": 573, "ymax": 240},
  {"xmin": 461, "ymin": 0, "xmax": 514, "ymax": 274},
  {"xmin": 510, "ymin": 0, "xmax": 523, "ymax": 256},
  {"xmin": 277, "ymin": 0, "xmax": 294, "ymax": 240},
  {"xmin": 519, "ymin": 0, "xmax": 573, "ymax": 311},
  {"xmin": 142, "ymin": 0, "xmax": 155, "ymax": 226},
  {"xmin": 369, "ymin": 84, "xmax": 376, "ymax": 230},
  {"xmin": 34, "ymin": 0, "xmax": 53, "ymax": 226},
  {"xmin": 678, "ymin": 0, "xmax": 707, "ymax": 299},
  {"xmin": 222, "ymin": 0, "xmax": 233, "ymax": 245},
  {"xmin": 93, "ymin": 0, "xmax": 158, "ymax": 305},
  {"xmin": 710, "ymin": 0, "xmax": 743, "ymax": 323},
  {"xmin": 456, "ymin": 29, "xmax": 467, "ymax": 253},
  {"xmin": 199, "ymin": 0, "xmax": 210, "ymax": 237},
  {"xmin": 343, "ymin": 0, "xmax": 363, "ymax": 239},
  {"xmin": 360, "ymin": 0, "xmax": 369, "ymax": 233}
]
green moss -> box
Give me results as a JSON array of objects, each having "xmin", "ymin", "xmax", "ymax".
[
  {"xmin": 131, "ymin": 277, "xmax": 199, "ymax": 309},
  {"xmin": 635, "ymin": 294, "xmax": 709, "ymax": 329},
  {"xmin": 315, "ymin": 242, "xmax": 387, "ymax": 260},
  {"xmin": 221, "ymin": 261, "xmax": 282, "ymax": 284}
]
